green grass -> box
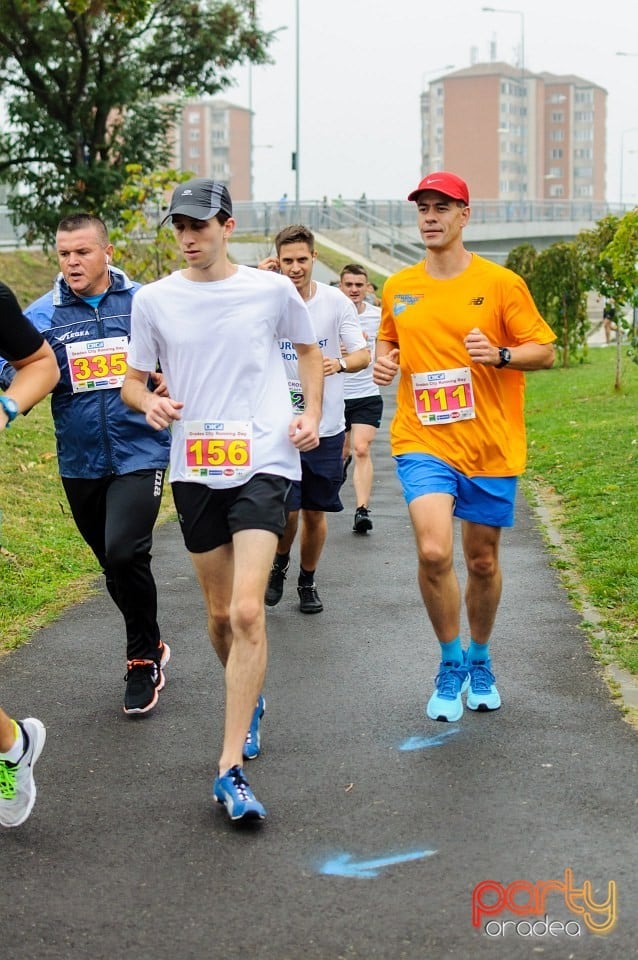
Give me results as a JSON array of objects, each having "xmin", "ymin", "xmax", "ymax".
[
  {"xmin": 314, "ymin": 241, "xmax": 388, "ymax": 292},
  {"xmin": 0, "ymin": 402, "xmax": 175, "ymax": 650},
  {"xmin": 0, "ymin": 249, "xmax": 59, "ymax": 305},
  {"xmin": 523, "ymin": 346, "xmax": 637, "ymax": 674},
  {"xmin": 0, "ymin": 403, "xmax": 99, "ymax": 649}
]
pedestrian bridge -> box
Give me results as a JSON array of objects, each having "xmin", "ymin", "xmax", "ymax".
[
  {"xmin": 230, "ymin": 197, "xmax": 625, "ymax": 270},
  {"xmin": 0, "ymin": 198, "xmax": 626, "ymax": 268}
]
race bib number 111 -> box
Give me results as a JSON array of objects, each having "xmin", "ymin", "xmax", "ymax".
[{"xmin": 411, "ymin": 367, "xmax": 476, "ymax": 425}]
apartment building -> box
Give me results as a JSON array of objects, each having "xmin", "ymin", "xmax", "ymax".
[
  {"xmin": 173, "ymin": 98, "xmax": 252, "ymax": 200},
  {"xmin": 421, "ymin": 62, "xmax": 606, "ymax": 202}
]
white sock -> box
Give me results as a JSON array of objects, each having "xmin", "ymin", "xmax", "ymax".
[{"xmin": 0, "ymin": 721, "xmax": 25, "ymax": 763}]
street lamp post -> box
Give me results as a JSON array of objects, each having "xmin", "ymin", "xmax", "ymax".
[
  {"xmin": 619, "ymin": 128, "xmax": 638, "ymax": 206},
  {"xmin": 482, "ymin": 6, "xmax": 526, "ymax": 204},
  {"xmin": 421, "ymin": 64, "xmax": 455, "ymax": 92},
  {"xmin": 616, "ymin": 54, "xmax": 638, "ymax": 206},
  {"xmin": 294, "ymin": 0, "xmax": 300, "ymax": 221}
]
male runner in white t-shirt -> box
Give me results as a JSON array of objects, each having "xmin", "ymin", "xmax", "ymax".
[
  {"xmin": 259, "ymin": 225, "xmax": 370, "ymax": 613},
  {"xmin": 122, "ymin": 179, "xmax": 323, "ymax": 824},
  {"xmin": 339, "ymin": 263, "xmax": 383, "ymax": 534}
]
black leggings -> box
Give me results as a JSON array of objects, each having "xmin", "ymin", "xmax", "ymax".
[{"xmin": 61, "ymin": 470, "xmax": 165, "ymax": 662}]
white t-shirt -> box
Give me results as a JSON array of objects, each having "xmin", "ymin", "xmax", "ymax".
[
  {"xmin": 343, "ymin": 301, "xmax": 381, "ymax": 400},
  {"xmin": 128, "ymin": 265, "xmax": 317, "ymax": 487},
  {"xmin": 278, "ymin": 282, "xmax": 366, "ymax": 437}
]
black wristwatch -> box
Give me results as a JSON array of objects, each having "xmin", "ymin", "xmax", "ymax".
[{"xmin": 496, "ymin": 347, "xmax": 511, "ymax": 369}]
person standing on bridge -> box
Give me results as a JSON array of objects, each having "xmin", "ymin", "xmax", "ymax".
[{"xmin": 373, "ymin": 171, "xmax": 555, "ymax": 723}]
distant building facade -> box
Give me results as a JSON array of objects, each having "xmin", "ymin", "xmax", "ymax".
[
  {"xmin": 172, "ymin": 98, "xmax": 252, "ymax": 200},
  {"xmin": 421, "ymin": 63, "xmax": 606, "ymax": 203}
]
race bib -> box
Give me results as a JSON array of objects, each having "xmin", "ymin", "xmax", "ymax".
[
  {"xmin": 184, "ymin": 419, "xmax": 253, "ymax": 481},
  {"xmin": 66, "ymin": 336, "xmax": 129, "ymax": 392},
  {"xmin": 288, "ymin": 379, "xmax": 305, "ymax": 413},
  {"xmin": 411, "ymin": 367, "xmax": 475, "ymax": 425}
]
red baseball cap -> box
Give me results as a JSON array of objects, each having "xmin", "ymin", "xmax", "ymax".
[{"xmin": 407, "ymin": 171, "xmax": 470, "ymax": 205}]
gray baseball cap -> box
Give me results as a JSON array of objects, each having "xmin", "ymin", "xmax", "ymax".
[{"xmin": 162, "ymin": 178, "xmax": 233, "ymax": 223}]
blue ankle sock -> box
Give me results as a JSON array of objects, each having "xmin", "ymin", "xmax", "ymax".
[
  {"xmin": 468, "ymin": 639, "xmax": 489, "ymax": 663},
  {"xmin": 439, "ymin": 636, "xmax": 463, "ymax": 665}
]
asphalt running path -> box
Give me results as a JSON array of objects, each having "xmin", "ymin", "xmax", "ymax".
[{"xmin": 1, "ymin": 388, "xmax": 636, "ymax": 959}]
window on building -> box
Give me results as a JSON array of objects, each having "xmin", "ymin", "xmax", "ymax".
[
  {"xmin": 550, "ymin": 148, "xmax": 564, "ymax": 159},
  {"xmin": 574, "ymin": 166, "xmax": 593, "ymax": 177},
  {"xmin": 551, "ymin": 112, "xmax": 564, "ymax": 123},
  {"xmin": 550, "ymin": 130, "xmax": 564, "ymax": 141},
  {"xmin": 549, "ymin": 184, "xmax": 564, "ymax": 197},
  {"xmin": 575, "ymin": 111, "xmax": 594, "ymax": 122},
  {"xmin": 188, "ymin": 111, "xmax": 200, "ymax": 124},
  {"xmin": 575, "ymin": 184, "xmax": 593, "ymax": 197},
  {"xmin": 189, "ymin": 129, "xmax": 200, "ymax": 141},
  {"xmin": 549, "ymin": 166, "xmax": 562, "ymax": 177}
]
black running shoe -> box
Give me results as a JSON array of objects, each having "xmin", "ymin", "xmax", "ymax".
[
  {"xmin": 353, "ymin": 506, "xmax": 373, "ymax": 534},
  {"xmin": 265, "ymin": 558, "xmax": 289, "ymax": 606},
  {"xmin": 297, "ymin": 583, "xmax": 323, "ymax": 614},
  {"xmin": 123, "ymin": 659, "xmax": 165, "ymax": 715}
]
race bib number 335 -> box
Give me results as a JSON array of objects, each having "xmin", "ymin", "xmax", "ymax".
[
  {"xmin": 66, "ymin": 336, "xmax": 129, "ymax": 392},
  {"xmin": 411, "ymin": 367, "xmax": 475, "ymax": 425}
]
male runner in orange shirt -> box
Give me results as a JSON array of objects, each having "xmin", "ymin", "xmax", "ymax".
[{"xmin": 374, "ymin": 171, "xmax": 555, "ymax": 722}]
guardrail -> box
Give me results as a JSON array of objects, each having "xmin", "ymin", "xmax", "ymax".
[{"xmin": 1, "ymin": 198, "xmax": 630, "ymax": 251}]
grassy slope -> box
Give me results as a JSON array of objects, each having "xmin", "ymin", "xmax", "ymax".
[{"xmin": 523, "ymin": 347, "xmax": 637, "ymax": 674}]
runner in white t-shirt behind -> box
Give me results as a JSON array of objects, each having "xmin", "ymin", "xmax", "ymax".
[
  {"xmin": 122, "ymin": 179, "xmax": 324, "ymax": 825},
  {"xmin": 339, "ymin": 263, "xmax": 383, "ymax": 535},
  {"xmin": 258, "ymin": 225, "xmax": 370, "ymax": 614}
]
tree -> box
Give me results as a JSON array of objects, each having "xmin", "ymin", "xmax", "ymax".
[
  {"xmin": 606, "ymin": 208, "xmax": 638, "ymax": 368},
  {"xmin": 577, "ymin": 214, "xmax": 633, "ymax": 388},
  {"xmin": 0, "ymin": 1, "xmax": 272, "ymax": 244},
  {"xmin": 530, "ymin": 242, "xmax": 588, "ymax": 368},
  {"xmin": 109, "ymin": 165, "xmax": 190, "ymax": 283},
  {"xmin": 505, "ymin": 242, "xmax": 537, "ymax": 291}
]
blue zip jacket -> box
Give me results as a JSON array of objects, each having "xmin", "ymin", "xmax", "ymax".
[{"xmin": 2, "ymin": 267, "xmax": 171, "ymax": 479}]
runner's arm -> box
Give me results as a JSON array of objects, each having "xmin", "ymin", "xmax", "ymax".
[{"xmin": 122, "ymin": 365, "xmax": 183, "ymax": 431}]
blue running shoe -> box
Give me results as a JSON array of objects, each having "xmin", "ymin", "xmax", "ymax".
[
  {"xmin": 426, "ymin": 657, "xmax": 470, "ymax": 722},
  {"xmin": 466, "ymin": 658, "xmax": 501, "ymax": 712},
  {"xmin": 243, "ymin": 695, "xmax": 265, "ymax": 761},
  {"xmin": 213, "ymin": 765, "xmax": 266, "ymax": 822}
]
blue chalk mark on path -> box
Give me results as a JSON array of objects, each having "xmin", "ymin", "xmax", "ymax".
[
  {"xmin": 399, "ymin": 727, "xmax": 460, "ymax": 751},
  {"xmin": 319, "ymin": 849, "xmax": 437, "ymax": 878}
]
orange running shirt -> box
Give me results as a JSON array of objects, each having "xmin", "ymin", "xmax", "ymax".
[{"xmin": 378, "ymin": 255, "xmax": 556, "ymax": 477}]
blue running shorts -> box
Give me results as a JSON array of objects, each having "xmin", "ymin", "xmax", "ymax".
[{"xmin": 394, "ymin": 453, "xmax": 518, "ymax": 528}]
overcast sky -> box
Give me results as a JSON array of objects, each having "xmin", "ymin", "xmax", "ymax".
[{"xmin": 226, "ymin": 0, "xmax": 638, "ymax": 207}]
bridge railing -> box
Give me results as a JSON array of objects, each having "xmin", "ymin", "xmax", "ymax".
[{"xmin": 0, "ymin": 198, "xmax": 630, "ymax": 249}]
